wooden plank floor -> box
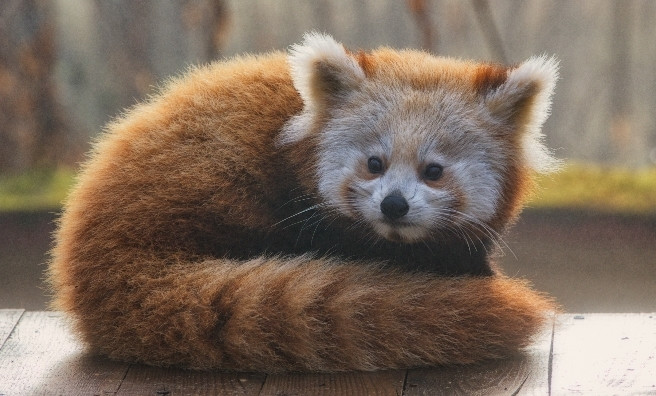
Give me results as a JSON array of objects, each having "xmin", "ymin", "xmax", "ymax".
[{"xmin": 0, "ymin": 310, "xmax": 654, "ymax": 395}]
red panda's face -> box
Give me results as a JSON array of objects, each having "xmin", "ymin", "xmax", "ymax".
[
  {"xmin": 282, "ymin": 33, "xmax": 559, "ymax": 244},
  {"xmin": 313, "ymin": 86, "xmax": 507, "ymax": 243}
]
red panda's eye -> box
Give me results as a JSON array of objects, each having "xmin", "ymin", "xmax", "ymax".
[
  {"xmin": 367, "ymin": 156, "xmax": 383, "ymax": 174},
  {"xmin": 424, "ymin": 163, "xmax": 443, "ymax": 181}
]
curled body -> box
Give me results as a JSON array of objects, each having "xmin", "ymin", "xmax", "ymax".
[{"xmin": 49, "ymin": 34, "xmax": 558, "ymax": 371}]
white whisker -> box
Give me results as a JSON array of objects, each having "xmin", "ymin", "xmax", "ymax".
[{"xmin": 272, "ymin": 203, "xmax": 323, "ymax": 228}]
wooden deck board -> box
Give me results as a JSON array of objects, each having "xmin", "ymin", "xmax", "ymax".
[
  {"xmin": 0, "ymin": 309, "xmax": 24, "ymax": 349},
  {"xmin": 551, "ymin": 313, "xmax": 656, "ymax": 394},
  {"xmin": 117, "ymin": 366, "xmax": 266, "ymax": 396},
  {"xmin": 0, "ymin": 311, "xmax": 129, "ymax": 396},
  {"xmin": 260, "ymin": 369, "xmax": 406, "ymax": 396},
  {"xmin": 0, "ymin": 312, "xmax": 654, "ymax": 395}
]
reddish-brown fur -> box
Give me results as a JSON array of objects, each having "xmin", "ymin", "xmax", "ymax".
[
  {"xmin": 49, "ymin": 46, "xmax": 556, "ymax": 372},
  {"xmin": 473, "ymin": 63, "xmax": 509, "ymax": 94}
]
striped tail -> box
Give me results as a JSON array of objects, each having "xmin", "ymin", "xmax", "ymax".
[{"xmin": 52, "ymin": 255, "xmax": 555, "ymax": 372}]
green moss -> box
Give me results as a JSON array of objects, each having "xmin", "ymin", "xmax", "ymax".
[
  {"xmin": 0, "ymin": 168, "xmax": 76, "ymax": 212},
  {"xmin": 530, "ymin": 163, "xmax": 656, "ymax": 214}
]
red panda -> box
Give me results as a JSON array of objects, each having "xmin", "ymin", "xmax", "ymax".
[{"xmin": 49, "ymin": 33, "xmax": 558, "ymax": 372}]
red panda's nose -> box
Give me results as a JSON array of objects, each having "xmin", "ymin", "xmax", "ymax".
[{"xmin": 380, "ymin": 193, "xmax": 409, "ymax": 220}]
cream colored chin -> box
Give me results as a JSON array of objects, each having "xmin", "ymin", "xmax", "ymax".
[{"xmin": 373, "ymin": 222, "xmax": 429, "ymax": 244}]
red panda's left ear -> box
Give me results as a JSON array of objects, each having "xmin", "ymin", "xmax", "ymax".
[
  {"xmin": 485, "ymin": 56, "xmax": 560, "ymax": 173},
  {"xmin": 288, "ymin": 32, "xmax": 365, "ymax": 112},
  {"xmin": 485, "ymin": 56, "xmax": 558, "ymax": 129}
]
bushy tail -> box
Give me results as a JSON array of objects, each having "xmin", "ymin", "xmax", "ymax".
[{"xmin": 52, "ymin": 255, "xmax": 555, "ymax": 372}]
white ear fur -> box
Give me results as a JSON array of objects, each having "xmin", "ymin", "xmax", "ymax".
[
  {"xmin": 487, "ymin": 55, "xmax": 560, "ymax": 173},
  {"xmin": 288, "ymin": 32, "xmax": 365, "ymax": 110}
]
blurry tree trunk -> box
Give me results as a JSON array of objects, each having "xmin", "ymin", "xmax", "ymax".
[
  {"xmin": 93, "ymin": 1, "xmax": 231, "ymax": 108},
  {"xmin": 407, "ymin": 0, "xmax": 437, "ymax": 52},
  {"xmin": 94, "ymin": 1, "xmax": 154, "ymax": 106},
  {"xmin": 0, "ymin": 0, "xmax": 72, "ymax": 173},
  {"xmin": 608, "ymin": 1, "xmax": 633, "ymax": 164},
  {"xmin": 182, "ymin": 0, "xmax": 231, "ymax": 61},
  {"xmin": 207, "ymin": 0, "xmax": 230, "ymax": 59},
  {"xmin": 471, "ymin": 0, "xmax": 507, "ymax": 63}
]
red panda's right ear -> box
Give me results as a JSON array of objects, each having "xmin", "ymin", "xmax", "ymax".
[
  {"xmin": 288, "ymin": 32, "xmax": 365, "ymax": 112},
  {"xmin": 484, "ymin": 55, "xmax": 560, "ymax": 174}
]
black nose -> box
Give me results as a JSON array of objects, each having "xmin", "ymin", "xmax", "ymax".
[{"xmin": 380, "ymin": 193, "xmax": 409, "ymax": 220}]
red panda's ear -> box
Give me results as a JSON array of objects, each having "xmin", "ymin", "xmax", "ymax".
[
  {"xmin": 288, "ymin": 32, "xmax": 365, "ymax": 111},
  {"xmin": 484, "ymin": 56, "xmax": 560, "ymax": 173},
  {"xmin": 485, "ymin": 56, "xmax": 558, "ymax": 129}
]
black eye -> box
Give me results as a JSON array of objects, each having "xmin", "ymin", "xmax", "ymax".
[
  {"xmin": 424, "ymin": 163, "xmax": 443, "ymax": 181},
  {"xmin": 367, "ymin": 156, "xmax": 383, "ymax": 174}
]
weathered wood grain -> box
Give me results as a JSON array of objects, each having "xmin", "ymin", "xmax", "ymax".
[
  {"xmin": 0, "ymin": 309, "xmax": 24, "ymax": 349},
  {"xmin": 260, "ymin": 369, "xmax": 406, "ymax": 396},
  {"xmin": 550, "ymin": 313, "xmax": 656, "ymax": 394},
  {"xmin": 403, "ymin": 314, "xmax": 554, "ymax": 395},
  {"xmin": 0, "ymin": 311, "xmax": 129, "ymax": 396},
  {"xmin": 117, "ymin": 366, "xmax": 266, "ymax": 396},
  {"xmin": 2, "ymin": 312, "xmax": 655, "ymax": 395}
]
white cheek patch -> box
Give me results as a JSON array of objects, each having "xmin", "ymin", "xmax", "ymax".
[
  {"xmin": 316, "ymin": 149, "xmax": 359, "ymax": 212},
  {"xmin": 449, "ymin": 159, "xmax": 502, "ymax": 222},
  {"xmin": 316, "ymin": 133, "xmax": 375, "ymax": 213}
]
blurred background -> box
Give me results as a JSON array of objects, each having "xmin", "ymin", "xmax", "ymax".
[{"xmin": 1, "ymin": 0, "xmax": 654, "ymax": 312}]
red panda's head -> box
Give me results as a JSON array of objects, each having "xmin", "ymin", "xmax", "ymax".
[{"xmin": 281, "ymin": 33, "xmax": 559, "ymax": 244}]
